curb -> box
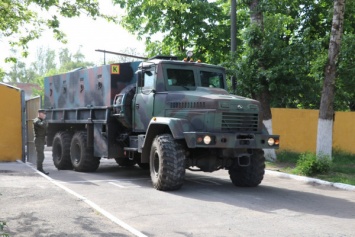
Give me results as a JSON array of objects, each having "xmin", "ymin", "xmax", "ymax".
[{"xmin": 266, "ymin": 170, "xmax": 355, "ymax": 192}]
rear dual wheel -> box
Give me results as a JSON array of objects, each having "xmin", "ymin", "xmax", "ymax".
[
  {"xmin": 52, "ymin": 132, "xmax": 73, "ymax": 170},
  {"xmin": 70, "ymin": 132, "xmax": 100, "ymax": 172}
]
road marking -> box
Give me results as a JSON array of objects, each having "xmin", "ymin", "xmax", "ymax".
[
  {"xmin": 22, "ymin": 161, "xmax": 148, "ymax": 237},
  {"xmin": 109, "ymin": 181, "xmax": 141, "ymax": 188},
  {"xmin": 56, "ymin": 178, "xmax": 148, "ymax": 184}
]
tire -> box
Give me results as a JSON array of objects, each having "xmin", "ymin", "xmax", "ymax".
[
  {"xmin": 229, "ymin": 149, "xmax": 265, "ymax": 187},
  {"xmin": 52, "ymin": 132, "xmax": 73, "ymax": 170},
  {"xmin": 150, "ymin": 134, "xmax": 185, "ymax": 191},
  {"xmin": 115, "ymin": 158, "xmax": 136, "ymax": 167},
  {"xmin": 70, "ymin": 132, "xmax": 100, "ymax": 172}
]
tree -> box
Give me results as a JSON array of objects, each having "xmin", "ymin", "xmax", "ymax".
[
  {"xmin": 0, "ymin": 68, "xmax": 4, "ymax": 82},
  {"xmin": 7, "ymin": 61, "xmax": 37, "ymax": 83},
  {"xmin": 32, "ymin": 47, "xmax": 57, "ymax": 76},
  {"xmin": 33, "ymin": 47, "xmax": 94, "ymax": 98},
  {"xmin": 114, "ymin": 0, "xmax": 230, "ymax": 63},
  {"xmin": 316, "ymin": 0, "xmax": 346, "ymax": 158},
  {"xmin": 241, "ymin": 0, "xmax": 277, "ymax": 160},
  {"xmin": 0, "ymin": 0, "xmax": 115, "ymax": 62},
  {"xmin": 59, "ymin": 48, "xmax": 72, "ymax": 66},
  {"xmin": 56, "ymin": 47, "xmax": 94, "ymax": 73},
  {"xmin": 72, "ymin": 46, "xmax": 85, "ymax": 63}
]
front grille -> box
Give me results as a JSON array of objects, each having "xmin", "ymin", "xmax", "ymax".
[
  {"xmin": 170, "ymin": 101, "xmax": 206, "ymax": 109},
  {"xmin": 221, "ymin": 112, "xmax": 259, "ymax": 132}
]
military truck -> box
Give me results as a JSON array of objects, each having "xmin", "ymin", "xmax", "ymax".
[{"xmin": 44, "ymin": 53, "xmax": 279, "ymax": 191}]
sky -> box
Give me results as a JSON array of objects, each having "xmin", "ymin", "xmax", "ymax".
[{"xmin": 0, "ymin": 1, "xmax": 146, "ymax": 72}]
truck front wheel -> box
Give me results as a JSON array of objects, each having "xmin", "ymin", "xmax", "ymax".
[
  {"xmin": 150, "ymin": 134, "xmax": 185, "ymax": 191},
  {"xmin": 70, "ymin": 132, "xmax": 100, "ymax": 172},
  {"xmin": 52, "ymin": 132, "xmax": 73, "ymax": 170},
  {"xmin": 229, "ymin": 149, "xmax": 265, "ymax": 187}
]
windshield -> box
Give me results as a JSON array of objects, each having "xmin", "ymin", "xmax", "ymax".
[
  {"xmin": 164, "ymin": 66, "xmax": 225, "ymax": 91},
  {"xmin": 166, "ymin": 69, "xmax": 196, "ymax": 91},
  {"xmin": 200, "ymin": 71, "xmax": 224, "ymax": 89}
]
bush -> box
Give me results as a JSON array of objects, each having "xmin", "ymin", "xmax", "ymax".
[
  {"xmin": 0, "ymin": 221, "xmax": 9, "ymax": 237},
  {"xmin": 295, "ymin": 152, "xmax": 331, "ymax": 176}
]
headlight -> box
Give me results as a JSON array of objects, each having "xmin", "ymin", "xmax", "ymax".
[
  {"xmin": 203, "ymin": 135, "xmax": 212, "ymax": 145},
  {"xmin": 196, "ymin": 135, "xmax": 215, "ymax": 145},
  {"xmin": 267, "ymin": 138, "xmax": 275, "ymax": 146}
]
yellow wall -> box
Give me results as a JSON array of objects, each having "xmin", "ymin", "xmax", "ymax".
[
  {"xmin": 333, "ymin": 112, "xmax": 355, "ymax": 154},
  {"xmin": 272, "ymin": 108, "xmax": 319, "ymax": 153},
  {"xmin": 0, "ymin": 83, "xmax": 23, "ymax": 161},
  {"xmin": 272, "ymin": 108, "xmax": 355, "ymax": 154}
]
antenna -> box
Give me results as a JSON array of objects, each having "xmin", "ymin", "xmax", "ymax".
[{"xmin": 95, "ymin": 49, "xmax": 148, "ymax": 63}]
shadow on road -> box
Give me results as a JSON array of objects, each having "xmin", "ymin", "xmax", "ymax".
[{"xmin": 45, "ymin": 156, "xmax": 355, "ymax": 220}]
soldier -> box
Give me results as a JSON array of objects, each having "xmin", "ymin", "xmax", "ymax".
[{"xmin": 33, "ymin": 109, "xmax": 49, "ymax": 175}]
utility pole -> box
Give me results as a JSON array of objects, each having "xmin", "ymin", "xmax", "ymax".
[
  {"xmin": 231, "ymin": 0, "xmax": 237, "ymax": 52},
  {"xmin": 231, "ymin": 0, "xmax": 237, "ymax": 93}
]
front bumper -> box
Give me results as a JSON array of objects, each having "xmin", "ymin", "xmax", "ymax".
[{"xmin": 183, "ymin": 132, "xmax": 280, "ymax": 149}]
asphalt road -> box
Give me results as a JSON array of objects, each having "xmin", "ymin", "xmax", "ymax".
[{"xmin": 36, "ymin": 150, "xmax": 355, "ymax": 236}]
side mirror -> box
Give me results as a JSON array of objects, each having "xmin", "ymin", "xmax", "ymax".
[
  {"xmin": 137, "ymin": 70, "xmax": 144, "ymax": 87},
  {"xmin": 231, "ymin": 75, "xmax": 237, "ymax": 94}
]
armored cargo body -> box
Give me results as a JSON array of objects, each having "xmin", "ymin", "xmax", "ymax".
[{"xmin": 44, "ymin": 56, "xmax": 279, "ymax": 190}]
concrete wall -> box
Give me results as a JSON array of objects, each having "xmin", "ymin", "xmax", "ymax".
[
  {"xmin": 0, "ymin": 83, "xmax": 24, "ymax": 161},
  {"xmin": 272, "ymin": 108, "xmax": 355, "ymax": 154}
]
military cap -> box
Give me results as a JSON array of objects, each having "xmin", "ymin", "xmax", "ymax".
[{"xmin": 38, "ymin": 109, "xmax": 46, "ymax": 113}]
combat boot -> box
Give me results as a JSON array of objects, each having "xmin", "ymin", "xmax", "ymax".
[{"xmin": 37, "ymin": 168, "xmax": 49, "ymax": 175}]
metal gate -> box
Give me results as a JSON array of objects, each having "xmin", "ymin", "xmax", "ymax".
[
  {"xmin": 0, "ymin": 83, "xmax": 25, "ymax": 161},
  {"xmin": 26, "ymin": 96, "xmax": 41, "ymax": 164}
]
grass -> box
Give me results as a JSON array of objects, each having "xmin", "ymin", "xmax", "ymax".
[
  {"xmin": 266, "ymin": 150, "xmax": 355, "ymax": 186},
  {"xmin": 0, "ymin": 221, "xmax": 9, "ymax": 237}
]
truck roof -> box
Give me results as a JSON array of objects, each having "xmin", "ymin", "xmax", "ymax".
[{"xmin": 144, "ymin": 58, "xmax": 225, "ymax": 71}]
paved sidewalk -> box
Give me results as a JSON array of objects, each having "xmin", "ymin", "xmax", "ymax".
[{"xmin": 0, "ymin": 161, "xmax": 134, "ymax": 237}]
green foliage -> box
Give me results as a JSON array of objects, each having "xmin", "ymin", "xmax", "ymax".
[
  {"xmin": 32, "ymin": 47, "xmax": 94, "ymax": 98},
  {"xmin": 0, "ymin": 221, "xmax": 9, "ymax": 237},
  {"xmin": 0, "ymin": 68, "xmax": 5, "ymax": 82},
  {"xmin": 224, "ymin": 0, "xmax": 355, "ymax": 111},
  {"xmin": 0, "ymin": 0, "xmax": 115, "ymax": 61},
  {"xmin": 295, "ymin": 152, "xmax": 331, "ymax": 176},
  {"xmin": 275, "ymin": 150, "xmax": 300, "ymax": 163},
  {"xmin": 3, "ymin": 46, "xmax": 93, "ymax": 99},
  {"xmin": 270, "ymin": 150, "xmax": 355, "ymax": 185},
  {"xmin": 113, "ymin": 0, "xmax": 230, "ymax": 64},
  {"xmin": 113, "ymin": 0, "xmax": 355, "ymax": 111}
]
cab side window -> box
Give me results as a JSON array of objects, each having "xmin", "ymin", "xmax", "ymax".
[{"xmin": 144, "ymin": 71, "xmax": 155, "ymax": 88}]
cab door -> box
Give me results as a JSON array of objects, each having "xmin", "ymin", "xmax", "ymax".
[{"xmin": 133, "ymin": 67, "xmax": 156, "ymax": 132}]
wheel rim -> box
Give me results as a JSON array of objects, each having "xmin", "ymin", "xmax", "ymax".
[
  {"xmin": 54, "ymin": 142, "xmax": 62, "ymax": 161},
  {"xmin": 153, "ymin": 151, "xmax": 160, "ymax": 177},
  {"xmin": 72, "ymin": 142, "xmax": 81, "ymax": 165}
]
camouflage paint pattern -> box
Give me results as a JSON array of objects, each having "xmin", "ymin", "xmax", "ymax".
[
  {"xmin": 43, "ymin": 58, "xmax": 279, "ymax": 162},
  {"xmin": 44, "ymin": 62, "xmax": 140, "ymax": 109},
  {"xmin": 44, "ymin": 62, "xmax": 140, "ymax": 158}
]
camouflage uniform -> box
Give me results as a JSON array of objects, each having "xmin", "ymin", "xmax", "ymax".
[{"xmin": 33, "ymin": 117, "xmax": 47, "ymax": 170}]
